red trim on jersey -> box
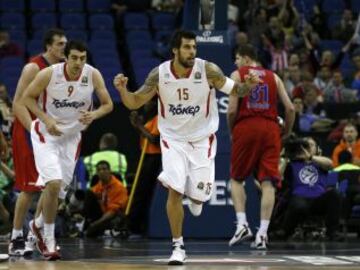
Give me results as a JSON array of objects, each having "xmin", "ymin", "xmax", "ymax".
[
  {"xmin": 162, "ymin": 139, "xmax": 169, "ymax": 149},
  {"xmin": 208, "ymin": 134, "xmax": 214, "ymax": 158},
  {"xmin": 42, "ymin": 89, "xmax": 47, "ymax": 113},
  {"xmin": 34, "ymin": 121, "xmax": 45, "ymax": 143},
  {"xmin": 170, "ymin": 61, "xmax": 193, "ymax": 79},
  {"xmin": 75, "ymin": 139, "xmax": 82, "ymax": 160},
  {"xmin": 205, "ymin": 90, "xmax": 211, "ymax": 117},
  {"xmin": 63, "ymin": 63, "xmax": 82, "ymax": 81},
  {"xmin": 158, "ymin": 95, "xmax": 165, "ymax": 118}
]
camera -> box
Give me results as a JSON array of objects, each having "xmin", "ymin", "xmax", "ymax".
[{"xmin": 284, "ymin": 137, "xmax": 310, "ymax": 160}]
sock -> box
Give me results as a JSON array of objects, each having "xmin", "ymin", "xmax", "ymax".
[
  {"xmin": 35, "ymin": 213, "xmax": 44, "ymax": 228},
  {"xmin": 172, "ymin": 236, "xmax": 184, "ymax": 246},
  {"xmin": 258, "ymin": 220, "xmax": 270, "ymax": 236},
  {"xmin": 44, "ymin": 223, "xmax": 55, "ymax": 239},
  {"xmin": 11, "ymin": 229, "xmax": 23, "ymax": 240},
  {"xmin": 236, "ymin": 212, "xmax": 247, "ymax": 225}
]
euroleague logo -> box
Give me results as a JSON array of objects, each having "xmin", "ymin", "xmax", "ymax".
[{"xmin": 298, "ymin": 165, "xmax": 319, "ymax": 186}]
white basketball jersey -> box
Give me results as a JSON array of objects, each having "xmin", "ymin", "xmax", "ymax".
[
  {"xmin": 158, "ymin": 58, "xmax": 219, "ymax": 141},
  {"xmin": 38, "ymin": 62, "xmax": 94, "ymax": 135}
]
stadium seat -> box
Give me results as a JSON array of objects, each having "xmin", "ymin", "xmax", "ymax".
[
  {"xmin": 27, "ymin": 39, "xmax": 43, "ymax": 55},
  {"xmin": 126, "ymin": 31, "xmax": 152, "ymax": 42},
  {"xmin": 9, "ymin": 30, "xmax": 26, "ymax": 45},
  {"xmin": 59, "ymin": 0, "xmax": 84, "ymax": 13},
  {"xmin": 154, "ymin": 30, "xmax": 172, "ymax": 42},
  {"xmin": 0, "ymin": 13, "xmax": 25, "ymax": 30},
  {"xmin": 32, "ymin": 13, "xmax": 57, "ymax": 30},
  {"xmin": 86, "ymin": 0, "xmax": 111, "ymax": 13},
  {"xmin": 321, "ymin": 0, "xmax": 345, "ymax": 14},
  {"xmin": 66, "ymin": 30, "xmax": 88, "ymax": 41},
  {"xmin": 60, "ymin": 13, "xmax": 86, "ymax": 29},
  {"xmin": 124, "ymin": 12, "xmax": 149, "ymax": 30},
  {"xmin": 30, "ymin": 0, "xmax": 56, "ymax": 12},
  {"xmin": 89, "ymin": 14, "xmax": 114, "ymax": 30},
  {"xmin": 151, "ymin": 12, "xmax": 175, "ymax": 31},
  {"xmin": 320, "ymin": 40, "xmax": 342, "ymax": 53},
  {"xmin": 351, "ymin": 0, "xmax": 360, "ymax": 13},
  {"xmin": 0, "ymin": 0, "xmax": 25, "ymax": 12},
  {"xmin": 127, "ymin": 39, "xmax": 155, "ymax": 50},
  {"xmin": 326, "ymin": 13, "xmax": 342, "ymax": 29},
  {"xmin": 89, "ymin": 40, "xmax": 117, "ymax": 51},
  {"xmin": 0, "ymin": 56, "xmax": 24, "ymax": 68},
  {"xmin": 132, "ymin": 57, "xmax": 160, "ymax": 69},
  {"xmin": 91, "ymin": 30, "xmax": 116, "ymax": 41}
]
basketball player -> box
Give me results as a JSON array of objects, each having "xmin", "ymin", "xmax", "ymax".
[
  {"xmin": 9, "ymin": 29, "xmax": 67, "ymax": 256},
  {"xmin": 227, "ymin": 45, "xmax": 295, "ymax": 249},
  {"xmin": 22, "ymin": 40, "xmax": 113, "ymax": 260},
  {"xmin": 114, "ymin": 30, "xmax": 261, "ymax": 265}
]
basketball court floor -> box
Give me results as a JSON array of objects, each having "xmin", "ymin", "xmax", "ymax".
[{"xmin": 2, "ymin": 238, "xmax": 360, "ymax": 269}]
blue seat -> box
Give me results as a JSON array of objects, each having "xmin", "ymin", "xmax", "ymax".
[
  {"xmin": 351, "ymin": 0, "xmax": 360, "ymax": 13},
  {"xmin": 89, "ymin": 14, "xmax": 114, "ymax": 30},
  {"xmin": 134, "ymin": 67, "xmax": 153, "ymax": 86},
  {"xmin": 9, "ymin": 30, "xmax": 26, "ymax": 45},
  {"xmin": 133, "ymin": 57, "xmax": 160, "ymax": 69},
  {"xmin": 124, "ymin": 12, "xmax": 149, "ymax": 30},
  {"xmin": 66, "ymin": 30, "xmax": 88, "ymax": 41},
  {"xmin": 91, "ymin": 30, "xmax": 116, "ymax": 41},
  {"xmin": 321, "ymin": 0, "xmax": 345, "ymax": 13},
  {"xmin": 0, "ymin": 13, "xmax": 25, "ymax": 29},
  {"xmin": 59, "ymin": 0, "xmax": 84, "ymax": 13},
  {"xmin": 151, "ymin": 12, "xmax": 175, "ymax": 31},
  {"xmin": 32, "ymin": 13, "xmax": 57, "ymax": 30},
  {"xmin": 320, "ymin": 40, "xmax": 342, "ymax": 53},
  {"xmin": 89, "ymin": 40, "xmax": 116, "ymax": 51},
  {"xmin": 127, "ymin": 39, "xmax": 155, "ymax": 50},
  {"xmin": 154, "ymin": 30, "xmax": 172, "ymax": 42},
  {"xmin": 126, "ymin": 30, "xmax": 152, "ymax": 42},
  {"xmin": 129, "ymin": 49, "xmax": 153, "ymax": 60},
  {"xmin": 30, "ymin": 0, "xmax": 55, "ymax": 12},
  {"xmin": 1, "ymin": 76, "xmax": 18, "ymax": 97},
  {"xmin": 0, "ymin": 0, "xmax": 24, "ymax": 12},
  {"xmin": 91, "ymin": 50, "xmax": 117, "ymax": 59},
  {"xmin": 60, "ymin": 13, "xmax": 86, "ymax": 29},
  {"xmin": 86, "ymin": 0, "xmax": 111, "ymax": 13},
  {"xmin": 327, "ymin": 13, "xmax": 342, "ymax": 29},
  {"xmin": 27, "ymin": 39, "xmax": 43, "ymax": 55},
  {"xmin": 0, "ymin": 56, "xmax": 24, "ymax": 69}
]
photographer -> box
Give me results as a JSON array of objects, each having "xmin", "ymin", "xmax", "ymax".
[{"xmin": 279, "ymin": 136, "xmax": 341, "ymax": 240}]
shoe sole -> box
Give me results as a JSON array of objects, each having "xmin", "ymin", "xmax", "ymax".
[
  {"xmin": 229, "ymin": 233, "xmax": 253, "ymax": 246},
  {"xmin": 168, "ymin": 260, "xmax": 184, "ymax": 265}
]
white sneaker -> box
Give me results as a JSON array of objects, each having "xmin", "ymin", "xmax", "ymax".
[
  {"xmin": 229, "ymin": 223, "xmax": 253, "ymax": 246},
  {"xmin": 251, "ymin": 233, "xmax": 268, "ymax": 250},
  {"xmin": 168, "ymin": 244, "xmax": 186, "ymax": 265},
  {"xmin": 188, "ymin": 201, "xmax": 203, "ymax": 216},
  {"xmin": 25, "ymin": 230, "xmax": 36, "ymax": 252}
]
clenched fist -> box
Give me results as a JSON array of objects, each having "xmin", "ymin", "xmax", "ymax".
[{"xmin": 113, "ymin": 74, "xmax": 129, "ymax": 91}]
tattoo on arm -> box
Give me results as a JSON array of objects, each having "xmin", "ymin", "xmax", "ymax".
[
  {"xmin": 205, "ymin": 61, "xmax": 226, "ymax": 88},
  {"xmin": 232, "ymin": 83, "xmax": 250, "ymax": 97},
  {"xmin": 142, "ymin": 67, "xmax": 159, "ymax": 93}
]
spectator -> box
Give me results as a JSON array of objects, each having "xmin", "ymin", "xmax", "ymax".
[
  {"xmin": 284, "ymin": 65, "xmax": 301, "ymax": 96},
  {"xmin": 293, "ymin": 82, "xmax": 325, "ymax": 114},
  {"xmin": 288, "ymin": 53, "xmax": 300, "ymax": 67},
  {"xmin": 350, "ymin": 54, "xmax": 360, "ymax": 99},
  {"xmin": 277, "ymin": 0, "xmax": 299, "ymax": 37},
  {"xmin": 84, "ymin": 133, "xmax": 128, "ymax": 186},
  {"xmin": 279, "ymin": 136, "xmax": 340, "ymax": 240},
  {"xmin": 332, "ymin": 9, "xmax": 356, "ymax": 42},
  {"xmin": 83, "ymin": 160, "xmax": 128, "ymax": 237},
  {"xmin": 0, "ymin": 83, "xmax": 13, "ymax": 139},
  {"xmin": 323, "ymin": 70, "xmax": 357, "ymax": 103},
  {"xmin": 332, "ymin": 123, "xmax": 360, "ymax": 167},
  {"xmin": 313, "ymin": 66, "xmax": 332, "ymax": 94},
  {"xmin": 245, "ymin": 7, "xmax": 268, "ymax": 48},
  {"xmin": 0, "ymin": 29, "xmax": 22, "ymax": 59}
]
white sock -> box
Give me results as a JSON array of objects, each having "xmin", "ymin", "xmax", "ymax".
[
  {"xmin": 236, "ymin": 212, "xmax": 247, "ymax": 225},
  {"xmin": 11, "ymin": 229, "xmax": 23, "ymax": 240},
  {"xmin": 172, "ymin": 236, "xmax": 184, "ymax": 246},
  {"xmin": 44, "ymin": 223, "xmax": 55, "ymax": 239},
  {"xmin": 258, "ymin": 220, "xmax": 270, "ymax": 236},
  {"xmin": 35, "ymin": 213, "xmax": 44, "ymax": 228}
]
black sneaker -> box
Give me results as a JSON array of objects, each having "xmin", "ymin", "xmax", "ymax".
[{"xmin": 8, "ymin": 236, "xmax": 33, "ymax": 256}]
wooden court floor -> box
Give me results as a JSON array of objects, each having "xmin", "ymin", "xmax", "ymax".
[{"xmin": 3, "ymin": 238, "xmax": 360, "ymax": 269}]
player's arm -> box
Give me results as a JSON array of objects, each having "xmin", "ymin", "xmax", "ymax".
[
  {"xmin": 79, "ymin": 69, "xmax": 113, "ymax": 125},
  {"xmin": 21, "ymin": 67, "xmax": 58, "ymax": 133},
  {"xmin": 205, "ymin": 61, "xmax": 261, "ymax": 97},
  {"xmin": 227, "ymin": 70, "xmax": 240, "ymax": 132},
  {"xmin": 12, "ymin": 63, "xmax": 40, "ymax": 131},
  {"xmin": 275, "ymin": 74, "xmax": 295, "ymax": 139},
  {"xmin": 113, "ymin": 67, "xmax": 158, "ymax": 110}
]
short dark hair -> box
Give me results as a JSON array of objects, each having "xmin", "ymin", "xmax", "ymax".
[
  {"xmin": 96, "ymin": 160, "xmax": 111, "ymax": 170},
  {"xmin": 170, "ymin": 30, "xmax": 196, "ymax": 50},
  {"xmin": 100, "ymin": 133, "xmax": 118, "ymax": 150},
  {"xmin": 43, "ymin": 28, "xmax": 65, "ymax": 51},
  {"xmin": 236, "ymin": 44, "xmax": 257, "ymax": 61},
  {"xmin": 338, "ymin": 150, "xmax": 353, "ymax": 164},
  {"xmin": 64, "ymin": 40, "xmax": 88, "ymax": 58}
]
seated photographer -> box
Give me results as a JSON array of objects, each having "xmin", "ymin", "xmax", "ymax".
[
  {"xmin": 279, "ymin": 136, "xmax": 341, "ymax": 240},
  {"xmin": 83, "ymin": 160, "xmax": 128, "ymax": 237}
]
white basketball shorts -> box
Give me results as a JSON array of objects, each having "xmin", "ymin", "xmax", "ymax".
[
  {"xmin": 30, "ymin": 120, "xmax": 81, "ymax": 199},
  {"xmin": 158, "ymin": 134, "xmax": 217, "ymax": 202}
]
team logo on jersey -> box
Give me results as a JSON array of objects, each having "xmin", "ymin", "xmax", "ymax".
[
  {"xmin": 194, "ymin": 71, "xmax": 201, "ymax": 79},
  {"xmin": 299, "ymin": 165, "xmax": 319, "ymax": 186},
  {"xmin": 205, "ymin": 182, "xmax": 212, "ymax": 195},
  {"xmin": 197, "ymin": 182, "xmax": 204, "ymax": 190},
  {"xmin": 168, "ymin": 104, "xmax": 200, "ymax": 116},
  {"xmin": 81, "ymin": 76, "xmax": 88, "ymax": 85},
  {"xmin": 52, "ymin": 98, "xmax": 86, "ymax": 109}
]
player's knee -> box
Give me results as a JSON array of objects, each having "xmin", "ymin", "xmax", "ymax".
[{"xmin": 45, "ymin": 180, "xmax": 62, "ymax": 195}]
